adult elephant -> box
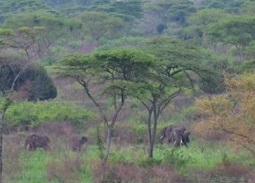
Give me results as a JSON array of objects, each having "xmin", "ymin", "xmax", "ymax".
[
  {"xmin": 160, "ymin": 125, "xmax": 190, "ymax": 147},
  {"xmin": 24, "ymin": 134, "xmax": 51, "ymax": 151}
]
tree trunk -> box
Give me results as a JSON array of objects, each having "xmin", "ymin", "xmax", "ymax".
[
  {"xmin": 151, "ymin": 102, "xmax": 159, "ymax": 158},
  {"xmin": 147, "ymin": 109, "xmax": 153, "ymax": 158},
  {"xmin": 103, "ymin": 126, "xmax": 112, "ymax": 164},
  {"xmin": 148, "ymin": 100, "xmax": 159, "ymax": 158}
]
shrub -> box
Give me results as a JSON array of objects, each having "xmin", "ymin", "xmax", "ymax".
[
  {"xmin": 138, "ymin": 157, "xmax": 162, "ymax": 168},
  {"xmin": 4, "ymin": 101, "xmax": 95, "ymax": 129},
  {"xmin": 161, "ymin": 148, "xmax": 194, "ymax": 170}
]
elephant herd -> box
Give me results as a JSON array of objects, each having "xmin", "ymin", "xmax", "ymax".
[
  {"xmin": 24, "ymin": 134, "xmax": 88, "ymax": 152},
  {"xmin": 24, "ymin": 125, "xmax": 190, "ymax": 152}
]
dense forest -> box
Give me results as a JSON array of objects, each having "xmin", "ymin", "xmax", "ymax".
[{"xmin": 1, "ymin": 0, "xmax": 255, "ymax": 182}]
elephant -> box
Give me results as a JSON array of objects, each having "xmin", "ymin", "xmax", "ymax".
[
  {"xmin": 68, "ymin": 135, "xmax": 88, "ymax": 151},
  {"xmin": 24, "ymin": 134, "xmax": 50, "ymax": 151},
  {"xmin": 160, "ymin": 125, "xmax": 190, "ymax": 147}
]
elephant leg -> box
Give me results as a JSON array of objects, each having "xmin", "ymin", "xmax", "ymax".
[{"xmin": 173, "ymin": 131, "xmax": 182, "ymax": 147}]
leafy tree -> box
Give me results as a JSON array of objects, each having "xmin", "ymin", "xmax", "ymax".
[
  {"xmin": 194, "ymin": 72, "xmax": 255, "ymax": 155},
  {"xmin": 15, "ymin": 63, "xmax": 57, "ymax": 101},
  {"xmin": 144, "ymin": 0, "xmax": 196, "ymax": 32},
  {"xmin": 0, "ymin": 26, "xmax": 57, "ymax": 101},
  {"xmin": 4, "ymin": 11, "xmax": 82, "ymax": 44},
  {"xmin": 136, "ymin": 37, "xmax": 214, "ymax": 157},
  {"xmin": 207, "ymin": 15, "xmax": 255, "ymax": 60},
  {"xmin": 77, "ymin": 12, "xmax": 126, "ymax": 46},
  {"xmin": 199, "ymin": 0, "xmax": 247, "ymax": 13},
  {"xmin": 86, "ymin": 0, "xmax": 143, "ymax": 20},
  {"xmin": 0, "ymin": 57, "xmax": 57, "ymax": 101},
  {"xmin": 0, "ymin": 0, "xmax": 50, "ymax": 22},
  {"xmin": 0, "ymin": 26, "xmax": 57, "ymax": 95},
  {"xmin": 187, "ymin": 9, "xmax": 230, "ymax": 39},
  {"xmin": 58, "ymin": 48, "xmax": 154, "ymax": 163}
]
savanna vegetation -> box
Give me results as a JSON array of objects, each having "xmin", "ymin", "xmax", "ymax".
[{"xmin": 1, "ymin": 0, "xmax": 255, "ymax": 182}]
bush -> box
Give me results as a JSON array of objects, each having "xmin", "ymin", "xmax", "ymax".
[
  {"xmin": 138, "ymin": 157, "xmax": 162, "ymax": 168},
  {"xmin": 4, "ymin": 101, "xmax": 95, "ymax": 129},
  {"xmin": 161, "ymin": 148, "xmax": 194, "ymax": 170}
]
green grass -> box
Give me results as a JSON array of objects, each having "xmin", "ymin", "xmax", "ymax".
[{"xmin": 3, "ymin": 138, "xmax": 255, "ymax": 183}]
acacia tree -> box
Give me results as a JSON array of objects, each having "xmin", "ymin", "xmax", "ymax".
[
  {"xmin": 193, "ymin": 72, "xmax": 255, "ymax": 155},
  {"xmin": 78, "ymin": 12, "xmax": 126, "ymax": 46},
  {"xmin": 207, "ymin": 16, "xmax": 255, "ymax": 61},
  {"xmin": 187, "ymin": 9, "xmax": 230, "ymax": 40},
  {"xmin": 135, "ymin": 37, "xmax": 213, "ymax": 158},
  {"xmin": 59, "ymin": 38, "xmax": 216, "ymax": 159},
  {"xmin": 58, "ymin": 48, "xmax": 154, "ymax": 163}
]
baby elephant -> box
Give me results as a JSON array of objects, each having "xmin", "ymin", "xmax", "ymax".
[
  {"xmin": 24, "ymin": 134, "xmax": 50, "ymax": 151},
  {"xmin": 69, "ymin": 135, "xmax": 88, "ymax": 151}
]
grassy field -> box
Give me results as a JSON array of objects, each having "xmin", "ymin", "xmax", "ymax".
[{"xmin": 3, "ymin": 130, "xmax": 254, "ymax": 183}]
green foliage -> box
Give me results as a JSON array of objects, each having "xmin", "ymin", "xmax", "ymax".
[
  {"xmin": 18, "ymin": 63, "xmax": 57, "ymax": 101},
  {"xmin": 187, "ymin": 9, "xmax": 230, "ymax": 38},
  {"xmin": 132, "ymin": 123, "xmax": 147, "ymax": 144},
  {"xmin": 144, "ymin": 0, "xmax": 196, "ymax": 26},
  {"xmin": 207, "ymin": 16, "xmax": 255, "ymax": 49},
  {"xmin": 0, "ymin": 0, "xmax": 50, "ymax": 22},
  {"xmin": 78, "ymin": 12, "xmax": 126, "ymax": 43},
  {"xmin": 97, "ymin": 36, "xmax": 147, "ymax": 50},
  {"xmin": 4, "ymin": 101, "xmax": 94, "ymax": 128},
  {"xmin": 161, "ymin": 148, "xmax": 194, "ymax": 170},
  {"xmin": 199, "ymin": 0, "xmax": 247, "ymax": 13},
  {"xmin": 109, "ymin": 151, "xmax": 128, "ymax": 164},
  {"xmin": 138, "ymin": 157, "xmax": 162, "ymax": 168},
  {"xmin": 144, "ymin": 37, "xmax": 220, "ymax": 94},
  {"xmin": 0, "ymin": 54, "xmax": 57, "ymax": 100},
  {"xmin": 0, "ymin": 97, "xmax": 13, "ymax": 111},
  {"xmin": 86, "ymin": 0, "xmax": 143, "ymax": 20}
]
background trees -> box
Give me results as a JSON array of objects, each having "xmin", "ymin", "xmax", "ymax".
[{"xmin": 207, "ymin": 16, "xmax": 255, "ymax": 61}]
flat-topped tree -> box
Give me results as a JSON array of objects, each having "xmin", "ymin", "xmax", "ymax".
[
  {"xmin": 58, "ymin": 48, "xmax": 154, "ymax": 164},
  {"xmin": 58, "ymin": 37, "xmax": 217, "ymax": 159},
  {"xmin": 137, "ymin": 37, "xmax": 217, "ymax": 158}
]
